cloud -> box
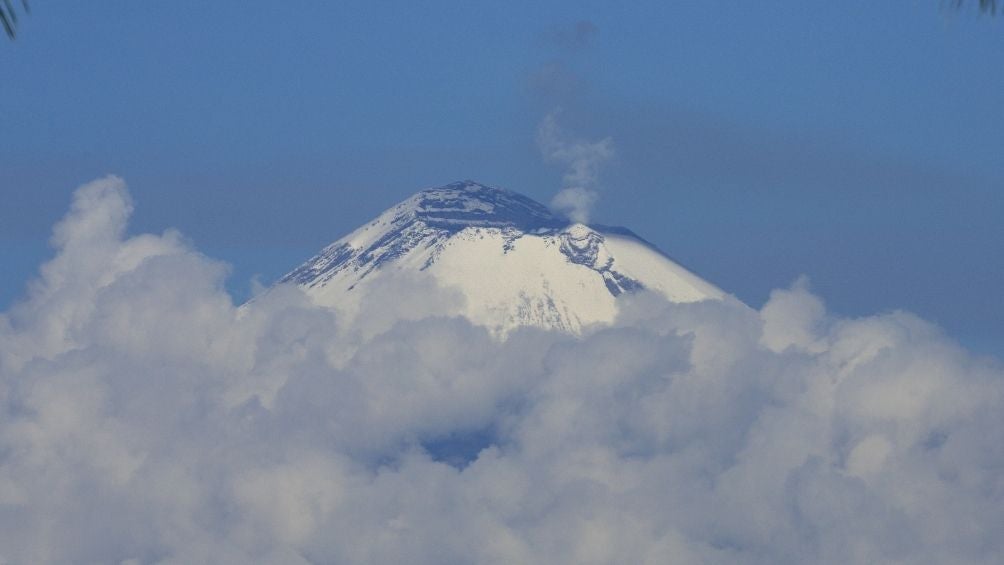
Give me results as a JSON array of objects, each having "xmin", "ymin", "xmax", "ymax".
[
  {"xmin": 0, "ymin": 177, "xmax": 1002, "ymax": 564},
  {"xmin": 537, "ymin": 112, "xmax": 614, "ymax": 223}
]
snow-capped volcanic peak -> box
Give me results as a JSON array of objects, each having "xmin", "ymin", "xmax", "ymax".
[{"xmin": 280, "ymin": 180, "xmax": 724, "ymax": 334}]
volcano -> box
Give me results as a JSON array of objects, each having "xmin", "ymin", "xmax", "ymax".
[{"xmin": 279, "ymin": 181, "xmax": 725, "ymax": 334}]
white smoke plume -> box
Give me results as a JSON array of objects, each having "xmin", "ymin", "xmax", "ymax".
[
  {"xmin": 536, "ymin": 111, "xmax": 614, "ymax": 224},
  {"xmin": 0, "ymin": 177, "xmax": 1002, "ymax": 564}
]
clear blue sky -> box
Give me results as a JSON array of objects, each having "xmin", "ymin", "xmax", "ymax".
[{"xmin": 2, "ymin": 1, "xmax": 1002, "ymax": 356}]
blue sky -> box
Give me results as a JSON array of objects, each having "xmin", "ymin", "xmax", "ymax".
[{"xmin": 2, "ymin": 1, "xmax": 1002, "ymax": 356}]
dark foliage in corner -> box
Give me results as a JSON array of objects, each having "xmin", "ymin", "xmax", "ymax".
[
  {"xmin": 953, "ymin": 0, "xmax": 999, "ymax": 14},
  {"xmin": 1, "ymin": 0, "xmax": 29, "ymax": 40}
]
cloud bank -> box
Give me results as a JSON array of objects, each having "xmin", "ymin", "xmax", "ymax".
[
  {"xmin": 0, "ymin": 177, "xmax": 1002, "ymax": 564},
  {"xmin": 537, "ymin": 112, "xmax": 614, "ymax": 224}
]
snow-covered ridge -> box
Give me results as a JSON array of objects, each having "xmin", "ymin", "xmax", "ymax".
[
  {"xmin": 279, "ymin": 180, "xmax": 725, "ymax": 334},
  {"xmin": 281, "ymin": 181, "xmax": 559, "ymax": 287}
]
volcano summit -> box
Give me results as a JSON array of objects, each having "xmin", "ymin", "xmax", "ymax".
[{"xmin": 280, "ymin": 181, "xmax": 725, "ymax": 334}]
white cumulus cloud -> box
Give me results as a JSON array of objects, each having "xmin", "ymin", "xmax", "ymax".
[{"xmin": 0, "ymin": 176, "xmax": 1001, "ymax": 564}]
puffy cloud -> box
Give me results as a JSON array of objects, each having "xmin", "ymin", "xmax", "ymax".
[{"xmin": 0, "ymin": 177, "xmax": 1002, "ymax": 564}]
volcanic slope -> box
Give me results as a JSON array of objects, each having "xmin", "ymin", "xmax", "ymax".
[{"xmin": 279, "ymin": 181, "xmax": 725, "ymax": 334}]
